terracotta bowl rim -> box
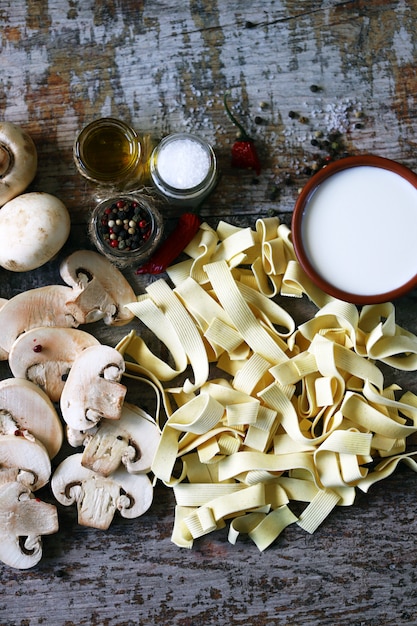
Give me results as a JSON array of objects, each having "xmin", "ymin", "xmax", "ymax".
[{"xmin": 291, "ymin": 154, "xmax": 417, "ymax": 305}]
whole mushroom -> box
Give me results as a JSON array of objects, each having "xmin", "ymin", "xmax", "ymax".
[
  {"xmin": 0, "ymin": 122, "xmax": 37, "ymax": 207},
  {"xmin": 0, "ymin": 192, "xmax": 71, "ymax": 272}
]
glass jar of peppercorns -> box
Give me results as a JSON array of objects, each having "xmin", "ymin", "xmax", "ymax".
[{"xmin": 89, "ymin": 193, "xmax": 164, "ymax": 269}]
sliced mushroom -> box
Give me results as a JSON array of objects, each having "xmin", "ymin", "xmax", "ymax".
[
  {"xmin": 80, "ymin": 402, "xmax": 160, "ymax": 476},
  {"xmin": 0, "ymin": 434, "xmax": 51, "ymax": 491},
  {"xmin": 0, "ymin": 122, "xmax": 37, "ymax": 207},
  {"xmin": 51, "ymin": 453, "xmax": 154, "ymax": 529},
  {"xmin": 0, "ymin": 378, "xmax": 63, "ymax": 458},
  {"xmin": 9, "ymin": 327, "xmax": 100, "ymax": 402},
  {"xmin": 0, "ymin": 481, "xmax": 58, "ymax": 569},
  {"xmin": 59, "ymin": 249, "xmax": 136, "ymax": 326},
  {"xmin": 0, "ymin": 285, "xmax": 86, "ymax": 360},
  {"xmin": 60, "ymin": 344, "xmax": 127, "ymax": 432}
]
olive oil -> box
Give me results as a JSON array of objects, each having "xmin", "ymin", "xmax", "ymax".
[{"xmin": 74, "ymin": 118, "xmax": 142, "ymax": 188}]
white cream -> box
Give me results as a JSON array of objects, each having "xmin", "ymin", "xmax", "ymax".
[{"xmin": 301, "ymin": 165, "xmax": 417, "ymax": 296}]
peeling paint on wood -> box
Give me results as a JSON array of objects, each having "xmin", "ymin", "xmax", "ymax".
[
  {"xmin": 2, "ymin": 0, "xmax": 417, "ymax": 221},
  {"xmin": 2, "ymin": 1, "xmax": 417, "ymax": 625}
]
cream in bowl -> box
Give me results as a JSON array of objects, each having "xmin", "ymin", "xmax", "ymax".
[{"xmin": 291, "ymin": 155, "xmax": 417, "ymax": 304}]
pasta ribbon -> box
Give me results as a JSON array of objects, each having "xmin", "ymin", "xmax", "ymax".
[{"xmin": 119, "ymin": 217, "xmax": 417, "ymax": 551}]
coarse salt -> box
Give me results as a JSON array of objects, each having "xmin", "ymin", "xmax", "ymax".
[{"xmin": 157, "ymin": 137, "xmax": 211, "ymax": 189}]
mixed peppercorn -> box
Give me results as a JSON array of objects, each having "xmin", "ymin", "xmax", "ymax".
[{"xmin": 98, "ymin": 198, "xmax": 152, "ymax": 252}]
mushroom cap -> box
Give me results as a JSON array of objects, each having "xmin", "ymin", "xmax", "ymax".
[
  {"xmin": 9, "ymin": 327, "xmax": 100, "ymax": 403},
  {"xmin": 81, "ymin": 402, "xmax": 160, "ymax": 476},
  {"xmin": 0, "ymin": 122, "xmax": 38, "ymax": 207},
  {"xmin": 0, "ymin": 377, "xmax": 63, "ymax": 458},
  {"xmin": 0, "ymin": 192, "xmax": 71, "ymax": 271},
  {"xmin": 51, "ymin": 453, "xmax": 154, "ymax": 529},
  {"xmin": 0, "ymin": 434, "xmax": 51, "ymax": 490},
  {"xmin": 60, "ymin": 250, "xmax": 137, "ymax": 325},
  {"xmin": 60, "ymin": 344, "xmax": 127, "ymax": 431},
  {"xmin": 0, "ymin": 284, "xmax": 85, "ymax": 360},
  {"xmin": 0, "ymin": 481, "xmax": 58, "ymax": 569}
]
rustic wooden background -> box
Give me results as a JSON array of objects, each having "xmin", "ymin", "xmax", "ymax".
[{"xmin": 2, "ymin": 1, "xmax": 417, "ymax": 624}]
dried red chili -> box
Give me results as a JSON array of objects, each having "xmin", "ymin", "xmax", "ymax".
[
  {"xmin": 224, "ymin": 92, "xmax": 261, "ymax": 176},
  {"xmin": 136, "ymin": 212, "xmax": 201, "ymax": 275}
]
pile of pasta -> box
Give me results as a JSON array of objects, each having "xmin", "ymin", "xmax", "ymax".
[{"xmin": 117, "ymin": 218, "xmax": 417, "ymax": 550}]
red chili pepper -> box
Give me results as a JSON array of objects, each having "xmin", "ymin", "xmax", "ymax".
[
  {"xmin": 136, "ymin": 212, "xmax": 201, "ymax": 275},
  {"xmin": 224, "ymin": 92, "xmax": 261, "ymax": 176}
]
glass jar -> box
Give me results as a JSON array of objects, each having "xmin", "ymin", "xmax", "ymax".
[
  {"xmin": 149, "ymin": 133, "xmax": 218, "ymax": 207},
  {"xmin": 74, "ymin": 118, "xmax": 145, "ymax": 189},
  {"xmin": 89, "ymin": 193, "xmax": 164, "ymax": 269}
]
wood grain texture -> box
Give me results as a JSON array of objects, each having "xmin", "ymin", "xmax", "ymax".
[{"xmin": 2, "ymin": 1, "xmax": 417, "ymax": 625}]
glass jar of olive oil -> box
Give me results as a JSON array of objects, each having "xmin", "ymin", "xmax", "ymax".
[{"xmin": 74, "ymin": 118, "xmax": 145, "ymax": 189}]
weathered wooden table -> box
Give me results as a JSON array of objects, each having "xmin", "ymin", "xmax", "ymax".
[{"xmin": 2, "ymin": 1, "xmax": 417, "ymax": 624}]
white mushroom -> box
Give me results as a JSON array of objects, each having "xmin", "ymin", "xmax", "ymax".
[
  {"xmin": 0, "ymin": 378, "xmax": 63, "ymax": 459},
  {"xmin": 0, "ymin": 481, "xmax": 58, "ymax": 569},
  {"xmin": 60, "ymin": 344, "xmax": 127, "ymax": 432},
  {"xmin": 0, "ymin": 192, "xmax": 71, "ymax": 271},
  {"xmin": 0, "ymin": 122, "xmax": 37, "ymax": 207},
  {"xmin": 80, "ymin": 402, "xmax": 160, "ymax": 476},
  {"xmin": 0, "ymin": 434, "xmax": 51, "ymax": 491},
  {"xmin": 51, "ymin": 453, "xmax": 154, "ymax": 530},
  {"xmin": 9, "ymin": 327, "xmax": 100, "ymax": 402},
  {"xmin": 60, "ymin": 250, "xmax": 136, "ymax": 325},
  {"xmin": 0, "ymin": 284, "xmax": 85, "ymax": 360}
]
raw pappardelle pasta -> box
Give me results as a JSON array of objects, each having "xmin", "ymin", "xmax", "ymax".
[{"xmin": 116, "ymin": 217, "xmax": 417, "ymax": 551}]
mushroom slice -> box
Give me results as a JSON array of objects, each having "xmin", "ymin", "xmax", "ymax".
[
  {"xmin": 0, "ymin": 481, "xmax": 58, "ymax": 569},
  {"xmin": 60, "ymin": 344, "xmax": 127, "ymax": 432},
  {"xmin": 80, "ymin": 402, "xmax": 160, "ymax": 476},
  {"xmin": 59, "ymin": 249, "xmax": 136, "ymax": 326},
  {"xmin": 9, "ymin": 327, "xmax": 100, "ymax": 402},
  {"xmin": 0, "ymin": 434, "xmax": 51, "ymax": 491},
  {"xmin": 0, "ymin": 285, "xmax": 86, "ymax": 360},
  {"xmin": 51, "ymin": 453, "xmax": 154, "ymax": 530},
  {"xmin": 0, "ymin": 122, "xmax": 37, "ymax": 207},
  {"xmin": 0, "ymin": 378, "xmax": 63, "ymax": 458}
]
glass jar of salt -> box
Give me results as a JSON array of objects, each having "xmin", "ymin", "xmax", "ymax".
[{"xmin": 149, "ymin": 133, "xmax": 218, "ymax": 207}]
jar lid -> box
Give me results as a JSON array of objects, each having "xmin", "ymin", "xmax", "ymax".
[{"xmin": 291, "ymin": 155, "xmax": 417, "ymax": 304}]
